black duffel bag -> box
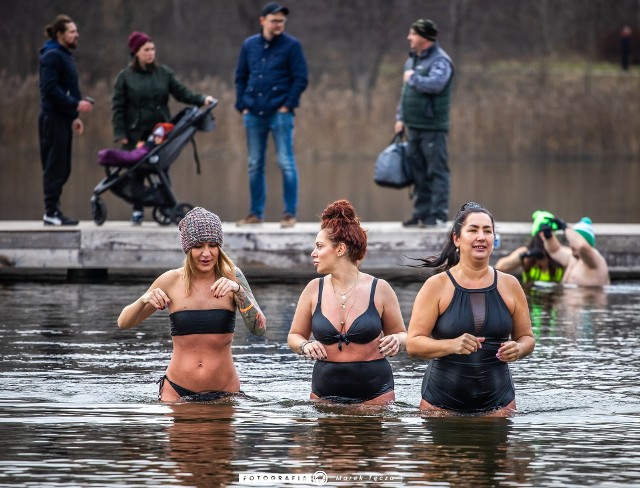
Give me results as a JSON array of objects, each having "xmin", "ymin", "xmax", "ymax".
[{"xmin": 373, "ymin": 132, "xmax": 413, "ymax": 188}]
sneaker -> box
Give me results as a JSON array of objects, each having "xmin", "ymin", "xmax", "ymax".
[
  {"xmin": 424, "ymin": 218, "xmax": 448, "ymax": 228},
  {"xmin": 236, "ymin": 214, "xmax": 263, "ymax": 226},
  {"xmin": 43, "ymin": 211, "xmax": 78, "ymax": 226},
  {"xmin": 280, "ymin": 213, "xmax": 297, "ymax": 228},
  {"xmin": 130, "ymin": 210, "xmax": 144, "ymax": 226},
  {"xmin": 402, "ymin": 217, "xmax": 424, "ymax": 228}
]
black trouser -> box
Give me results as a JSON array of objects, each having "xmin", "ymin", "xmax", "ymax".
[
  {"xmin": 406, "ymin": 128, "xmax": 450, "ymax": 223},
  {"xmin": 39, "ymin": 113, "xmax": 73, "ymax": 215}
]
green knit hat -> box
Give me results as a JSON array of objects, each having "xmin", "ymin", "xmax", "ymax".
[
  {"xmin": 531, "ymin": 210, "xmax": 554, "ymax": 236},
  {"xmin": 573, "ymin": 217, "xmax": 595, "ymax": 247}
]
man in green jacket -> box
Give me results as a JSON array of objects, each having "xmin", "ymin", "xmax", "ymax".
[{"xmin": 394, "ymin": 19, "xmax": 454, "ymax": 228}]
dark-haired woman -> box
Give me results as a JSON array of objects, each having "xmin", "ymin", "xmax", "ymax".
[
  {"xmin": 287, "ymin": 199, "xmax": 407, "ymax": 405},
  {"xmin": 407, "ymin": 202, "xmax": 535, "ymax": 416},
  {"xmin": 496, "ymin": 211, "xmax": 565, "ymax": 283},
  {"xmin": 111, "ymin": 31, "xmax": 215, "ymax": 224}
]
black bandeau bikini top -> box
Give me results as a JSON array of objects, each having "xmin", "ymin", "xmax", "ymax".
[{"xmin": 169, "ymin": 309, "xmax": 235, "ymax": 336}]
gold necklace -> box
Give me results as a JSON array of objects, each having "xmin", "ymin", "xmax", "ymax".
[
  {"xmin": 339, "ymin": 292, "xmax": 357, "ymax": 327},
  {"xmin": 331, "ymin": 271, "xmax": 359, "ymax": 307}
]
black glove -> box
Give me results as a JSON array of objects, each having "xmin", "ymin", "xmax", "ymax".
[
  {"xmin": 539, "ymin": 224, "xmax": 553, "ymax": 239},
  {"xmin": 548, "ymin": 217, "xmax": 567, "ymax": 231}
]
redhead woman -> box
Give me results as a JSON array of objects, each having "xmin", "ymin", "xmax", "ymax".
[
  {"xmin": 407, "ymin": 202, "xmax": 535, "ymax": 415},
  {"xmin": 287, "ymin": 199, "xmax": 407, "ymax": 405},
  {"xmin": 118, "ymin": 207, "xmax": 266, "ymax": 402}
]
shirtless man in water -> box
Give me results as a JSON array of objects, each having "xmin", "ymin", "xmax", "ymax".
[{"xmin": 540, "ymin": 215, "xmax": 610, "ymax": 287}]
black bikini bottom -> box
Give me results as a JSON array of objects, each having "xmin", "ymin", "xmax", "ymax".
[
  {"xmin": 311, "ymin": 358, "xmax": 394, "ymax": 404},
  {"xmin": 157, "ymin": 375, "xmax": 244, "ymax": 402}
]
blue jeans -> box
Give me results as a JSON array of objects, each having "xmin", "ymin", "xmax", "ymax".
[{"xmin": 243, "ymin": 112, "xmax": 298, "ymax": 219}]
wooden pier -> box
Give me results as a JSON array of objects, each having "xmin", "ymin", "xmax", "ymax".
[{"xmin": 1, "ymin": 220, "xmax": 639, "ymax": 281}]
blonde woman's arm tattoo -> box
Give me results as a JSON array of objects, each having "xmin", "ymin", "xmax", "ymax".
[{"xmin": 234, "ymin": 268, "xmax": 266, "ymax": 336}]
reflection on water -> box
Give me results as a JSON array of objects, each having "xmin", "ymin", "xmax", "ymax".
[
  {"xmin": 166, "ymin": 403, "xmax": 238, "ymax": 486},
  {"xmin": 415, "ymin": 417, "xmax": 534, "ymax": 486},
  {"xmin": 1, "ymin": 280, "xmax": 640, "ymax": 486}
]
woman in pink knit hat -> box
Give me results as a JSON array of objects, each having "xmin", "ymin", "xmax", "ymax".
[
  {"xmin": 117, "ymin": 207, "xmax": 267, "ymax": 402},
  {"xmin": 111, "ymin": 31, "xmax": 216, "ymax": 225}
]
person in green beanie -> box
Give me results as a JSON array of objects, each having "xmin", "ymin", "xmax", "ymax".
[
  {"xmin": 539, "ymin": 214, "xmax": 610, "ymax": 286},
  {"xmin": 495, "ymin": 210, "xmax": 564, "ymax": 284}
]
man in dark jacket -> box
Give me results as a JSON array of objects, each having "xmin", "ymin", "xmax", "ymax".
[
  {"xmin": 395, "ymin": 19, "xmax": 454, "ymax": 228},
  {"xmin": 235, "ymin": 2, "xmax": 308, "ymax": 228},
  {"xmin": 39, "ymin": 14, "xmax": 93, "ymax": 225}
]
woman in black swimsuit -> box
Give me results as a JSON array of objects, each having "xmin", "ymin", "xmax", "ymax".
[
  {"xmin": 407, "ymin": 202, "xmax": 535, "ymax": 416},
  {"xmin": 118, "ymin": 207, "xmax": 266, "ymax": 401},
  {"xmin": 287, "ymin": 199, "xmax": 407, "ymax": 405}
]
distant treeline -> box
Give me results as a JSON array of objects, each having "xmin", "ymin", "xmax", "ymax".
[
  {"xmin": 7, "ymin": 0, "xmax": 640, "ymax": 89},
  {"xmin": 2, "ymin": 0, "xmax": 640, "ymax": 221}
]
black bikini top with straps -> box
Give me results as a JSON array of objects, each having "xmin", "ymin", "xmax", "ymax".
[
  {"xmin": 169, "ymin": 309, "xmax": 236, "ymax": 336},
  {"xmin": 311, "ymin": 277, "xmax": 383, "ymax": 350}
]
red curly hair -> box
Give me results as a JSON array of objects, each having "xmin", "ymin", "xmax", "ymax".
[{"xmin": 320, "ymin": 199, "xmax": 367, "ymax": 263}]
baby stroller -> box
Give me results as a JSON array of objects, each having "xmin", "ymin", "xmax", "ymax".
[{"xmin": 90, "ymin": 100, "xmax": 217, "ymax": 226}]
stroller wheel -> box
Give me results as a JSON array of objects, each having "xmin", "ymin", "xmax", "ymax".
[
  {"xmin": 171, "ymin": 203, "xmax": 194, "ymax": 225},
  {"xmin": 91, "ymin": 196, "xmax": 107, "ymax": 226},
  {"xmin": 153, "ymin": 206, "xmax": 173, "ymax": 226}
]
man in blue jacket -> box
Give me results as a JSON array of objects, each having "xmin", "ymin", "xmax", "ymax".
[
  {"xmin": 235, "ymin": 2, "xmax": 308, "ymax": 228},
  {"xmin": 39, "ymin": 15, "xmax": 93, "ymax": 226}
]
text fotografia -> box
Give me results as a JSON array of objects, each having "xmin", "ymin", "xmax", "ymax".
[
  {"xmin": 238, "ymin": 472, "xmax": 327, "ymax": 485},
  {"xmin": 238, "ymin": 472, "xmax": 402, "ymax": 485}
]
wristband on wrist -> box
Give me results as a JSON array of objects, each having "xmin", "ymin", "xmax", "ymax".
[{"xmin": 299, "ymin": 339, "xmax": 314, "ymax": 356}]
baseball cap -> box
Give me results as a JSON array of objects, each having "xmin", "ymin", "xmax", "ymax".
[{"xmin": 261, "ymin": 2, "xmax": 289, "ymax": 16}]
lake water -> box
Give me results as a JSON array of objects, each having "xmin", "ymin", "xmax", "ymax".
[{"xmin": 1, "ymin": 279, "xmax": 639, "ymax": 487}]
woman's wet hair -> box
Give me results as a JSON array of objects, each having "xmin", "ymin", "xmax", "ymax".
[
  {"xmin": 44, "ymin": 14, "xmax": 73, "ymax": 39},
  {"xmin": 320, "ymin": 199, "xmax": 367, "ymax": 263},
  {"xmin": 414, "ymin": 202, "xmax": 495, "ymax": 271}
]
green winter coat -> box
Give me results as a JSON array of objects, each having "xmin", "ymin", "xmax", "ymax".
[{"xmin": 112, "ymin": 63, "xmax": 205, "ymax": 149}]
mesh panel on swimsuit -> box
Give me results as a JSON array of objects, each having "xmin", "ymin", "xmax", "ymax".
[{"xmin": 469, "ymin": 292, "xmax": 486, "ymax": 334}]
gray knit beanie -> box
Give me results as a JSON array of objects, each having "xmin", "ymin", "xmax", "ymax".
[{"xmin": 178, "ymin": 207, "xmax": 223, "ymax": 253}]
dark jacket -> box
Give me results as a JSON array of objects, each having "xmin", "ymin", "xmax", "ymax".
[
  {"xmin": 111, "ymin": 63, "xmax": 205, "ymax": 148},
  {"xmin": 234, "ymin": 32, "xmax": 308, "ymax": 117},
  {"xmin": 400, "ymin": 44, "xmax": 454, "ymax": 131},
  {"xmin": 39, "ymin": 39, "xmax": 80, "ymax": 119}
]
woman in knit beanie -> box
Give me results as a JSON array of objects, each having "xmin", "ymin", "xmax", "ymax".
[
  {"xmin": 117, "ymin": 207, "xmax": 266, "ymax": 402},
  {"xmin": 111, "ymin": 31, "xmax": 216, "ymax": 225}
]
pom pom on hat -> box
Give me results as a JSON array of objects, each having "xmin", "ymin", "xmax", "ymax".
[
  {"xmin": 178, "ymin": 207, "xmax": 223, "ymax": 253},
  {"xmin": 128, "ymin": 31, "xmax": 151, "ymax": 56},
  {"xmin": 531, "ymin": 210, "xmax": 555, "ymax": 236},
  {"xmin": 573, "ymin": 217, "xmax": 595, "ymax": 247}
]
